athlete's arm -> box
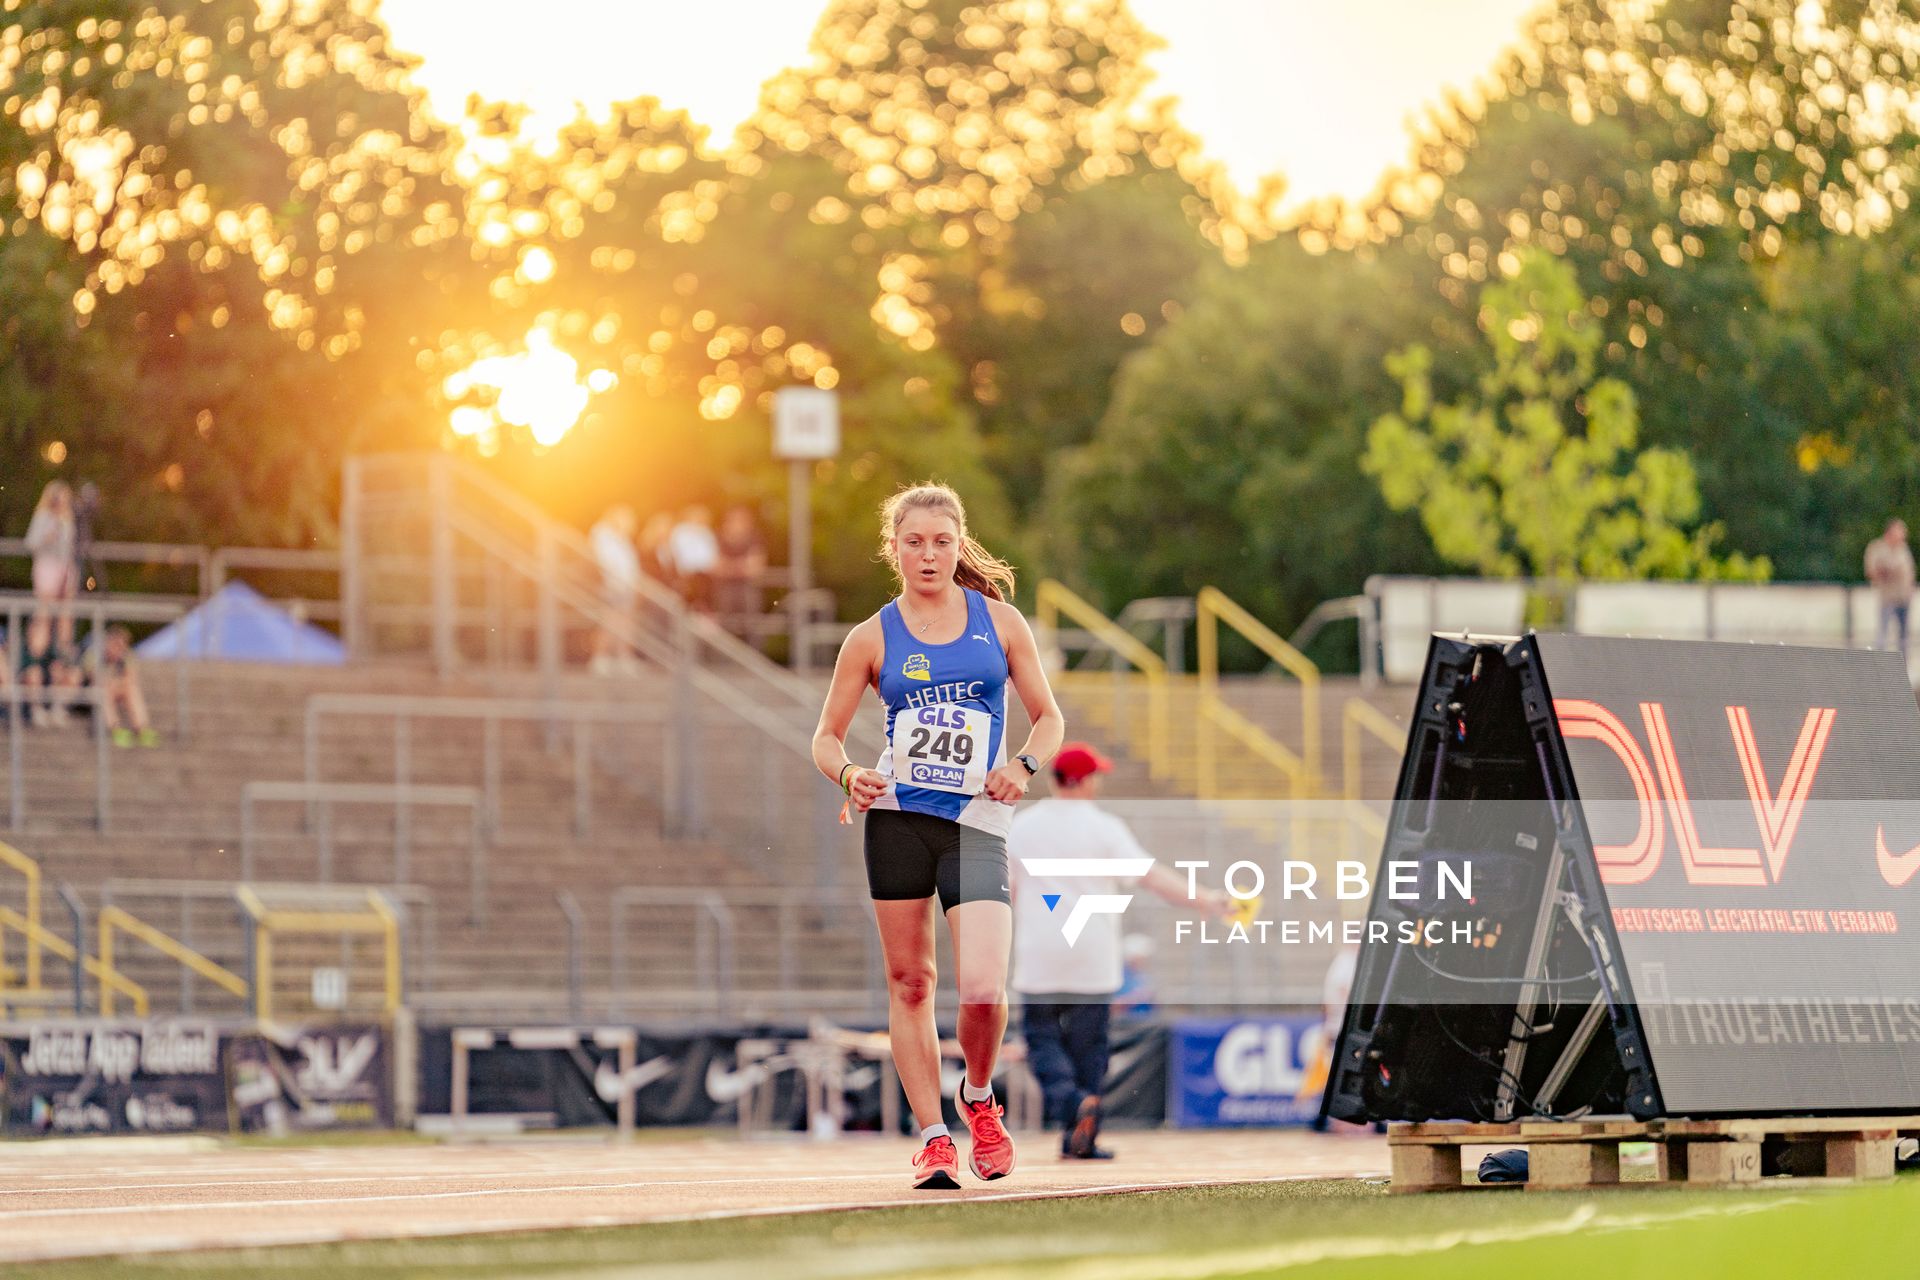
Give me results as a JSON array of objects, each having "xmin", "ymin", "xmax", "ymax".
[
  {"xmin": 1107, "ymin": 816, "xmax": 1233, "ymax": 915},
  {"xmin": 812, "ymin": 616, "xmax": 889, "ymax": 811},
  {"xmin": 981, "ymin": 599, "xmax": 1065, "ymax": 805},
  {"xmin": 1142, "ymin": 863, "xmax": 1234, "ymax": 917}
]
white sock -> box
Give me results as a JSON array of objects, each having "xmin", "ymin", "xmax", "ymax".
[
  {"xmin": 962, "ymin": 1079, "xmax": 994, "ymax": 1104},
  {"xmin": 920, "ymin": 1123, "xmax": 950, "ymax": 1145}
]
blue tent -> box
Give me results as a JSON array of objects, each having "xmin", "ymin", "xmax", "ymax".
[{"xmin": 138, "ymin": 581, "xmax": 345, "ymax": 664}]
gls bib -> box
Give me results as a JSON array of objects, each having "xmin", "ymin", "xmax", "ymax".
[{"xmin": 895, "ymin": 702, "xmax": 992, "ymax": 794}]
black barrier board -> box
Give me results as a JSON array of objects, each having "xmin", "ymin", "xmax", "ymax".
[
  {"xmin": 0, "ymin": 1021, "xmax": 226, "ymax": 1135},
  {"xmin": 1325, "ymin": 633, "xmax": 1920, "ymax": 1123},
  {"xmin": 416, "ymin": 1027, "xmax": 808, "ymax": 1129},
  {"xmin": 230, "ymin": 1025, "xmax": 390, "ymax": 1133},
  {"xmin": 416, "ymin": 1023, "xmax": 1170, "ymax": 1132}
]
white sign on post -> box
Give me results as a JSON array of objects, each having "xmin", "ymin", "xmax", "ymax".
[
  {"xmin": 311, "ymin": 967, "xmax": 348, "ymax": 1012},
  {"xmin": 773, "ymin": 386, "xmax": 841, "ymax": 460}
]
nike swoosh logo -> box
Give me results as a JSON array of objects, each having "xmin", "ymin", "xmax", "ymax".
[
  {"xmin": 594, "ymin": 1055, "xmax": 676, "ymax": 1103},
  {"xmin": 1876, "ymin": 826, "xmax": 1920, "ymax": 887},
  {"xmin": 705, "ymin": 1055, "xmax": 792, "ymax": 1102}
]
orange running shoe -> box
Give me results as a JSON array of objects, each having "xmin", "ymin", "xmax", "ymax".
[
  {"xmin": 911, "ymin": 1134, "xmax": 961, "ymax": 1190},
  {"xmin": 954, "ymin": 1084, "xmax": 1016, "ymax": 1181}
]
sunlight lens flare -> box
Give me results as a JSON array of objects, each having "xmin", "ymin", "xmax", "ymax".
[{"xmin": 444, "ymin": 328, "xmax": 607, "ymax": 448}]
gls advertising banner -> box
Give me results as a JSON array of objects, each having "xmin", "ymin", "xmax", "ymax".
[
  {"xmin": 0, "ymin": 1021, "xmax": 225, "ymax": 1135},
  {"xmin": 1170, "ymin": 1015, "xmax": 1326, "ymax": 1127}
]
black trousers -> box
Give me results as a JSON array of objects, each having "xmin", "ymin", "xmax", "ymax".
[{"xmin": 1021, "ymin": 997, "xmax": 1112, "ymax": 1128}]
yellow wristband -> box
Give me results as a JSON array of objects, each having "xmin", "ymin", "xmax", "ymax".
[{"xmin": 837, "ymin": 763, "xmax": 856, "ymax": 793}]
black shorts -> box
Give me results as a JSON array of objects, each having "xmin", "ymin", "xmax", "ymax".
[{"xmin": 864, "ymin": 809, "xmax": 1010, "ymax": 912}]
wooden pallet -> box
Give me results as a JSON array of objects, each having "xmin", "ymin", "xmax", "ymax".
[{"xmin": 1389, "ymin": 1115, "xmax": 1920, "ymax": 1192}]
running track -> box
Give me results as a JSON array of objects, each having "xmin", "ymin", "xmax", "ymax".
[{"xmin": 0, "ymin": 1129, "xmax": 1389, "ymax": 1263}]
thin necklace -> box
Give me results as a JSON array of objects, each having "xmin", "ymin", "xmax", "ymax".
[{"xmin": 902, "ymin": 592, "xmax": 957, "ymax": 634}]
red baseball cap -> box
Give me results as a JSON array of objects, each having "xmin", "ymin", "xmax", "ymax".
[{"xmin": 1052, "ymin": 742, "xmax": 1113, "ymax": 783}]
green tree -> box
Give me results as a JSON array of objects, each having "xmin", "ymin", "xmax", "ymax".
[
  {"xmin": 1054, "ymin": 233, "xmax": 1448, "ymax": 635},
  {"xmin": 0, "ymin": 0, "xmax": 479, "ymax": 547},
  {"xmin": 1364, "ymin": 250, "xmax": 1764, "ymax": 582},
  {"xmin": 750, "ymin": 0, "xmax": 1166, "ymax": 238},
  {"xmin": 1732, "ymin": 216, "xmax": 1920, "ymax": 578},
  {"xmin": 950, "ymin": 164, "xmax": 1215, "ymax": 516},
  {"xmin": 742, "ymin": 0, "xmax": 1239, "ymax": 538},
  {"xmin": 1381, "ymin": 0, "xmax": 1920, "ymax": 580}
]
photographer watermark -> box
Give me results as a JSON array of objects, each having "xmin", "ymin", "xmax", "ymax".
[{"xmin": 1021, "ymin": 851, "xmax": 1479, "ymax": 947}]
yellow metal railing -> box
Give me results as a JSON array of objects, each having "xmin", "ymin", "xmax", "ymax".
[
  {"xmin": 0, "ymin": 841, "xmax": 43, "ymax": 992},
  {"xmin": 1036, "ymin": 580, "xmax": 1169, "ymax": 779},
  {"xmin": 97, "ymin": 907, "xmax": 247, "ymax": 1017},
  {"xmin": 237, "ymin": 887, "xmax": 402, "ymax": 1022},
  {"xmin": 1195, "ymin": 586, "xmax": 1321, "ymax": 799},
  {"xmin": 0, "ymin": 906, "xmax": 150, "ymax": 1017},
  {"xmin": 1341, "ymin": 698, "xmax": 1405, "ymax": 887},
  {"xmin": 1342, "ymin": 698, "xmax": 1404, "ymax": 802}
]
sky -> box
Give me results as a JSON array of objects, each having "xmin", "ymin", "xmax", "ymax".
[{"xmin": 378, "ymin": 0, "xmax": 1546, "ymax": 208}]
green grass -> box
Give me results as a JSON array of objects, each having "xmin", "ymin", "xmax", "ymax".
[
  {"xmin": 223, "ymin": 1129, "xmax": 446, "ymax": 1150},
  {"xmin": 12, "ymin": 1175, "xmax": 1920, "ymax": 1280}
]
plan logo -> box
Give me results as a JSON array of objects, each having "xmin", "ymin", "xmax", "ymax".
[
  {"xmin": 1019, "ymin": 858, "xmax": 1154, "ymax": 945},
  {"xmin": 902, "ymin": 653, "xmax": 931, "ymax": 682}
]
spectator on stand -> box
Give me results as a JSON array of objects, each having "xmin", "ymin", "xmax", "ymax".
[
  {"xmin": 18, "ymin": 614, "xmax": 74, "ymax": 727},
  {"xmin": 26, "ymin": 481, "xmax": 77, "ymax": 648},
  {"xmin": 72, "ymin": 481, "xmax": 102, "ymax": 593},
  {"xmin": 82, "ymin": 625, "xmax": 156, "ymax": 747},
  {"xmin": 637, "ymin": 514, "xmax": 675, "ymax": 587},
  {"xmin": 668, "ymin": 505, "xmax": 720, "ymax": 615},
  {"xmin": 638, "ymin": 512, "xmax": 676, "ymax": 586},
  {"xmin": 588, "ymin": 504, "xmax": 642, "ymax": 675},
  {"xmin": 1867, "ymin": 519, "xmax": 1917, "ymax": 657},
  {"xmin": 715, "ymin": 503, "xmax": 768, "ymax": 642},
  {"xmin": 636, "ymin": 511, "xmax": 677, "ymax": 634}
]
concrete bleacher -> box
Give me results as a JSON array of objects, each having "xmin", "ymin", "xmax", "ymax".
[{"xmin": 1, "ymin": 655, "xmax": 866, "ymax": 1022}]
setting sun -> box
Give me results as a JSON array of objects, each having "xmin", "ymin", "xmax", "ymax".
[{"xmin": 444, "ymin": 328, "xmax": 606, "ymax": 449}]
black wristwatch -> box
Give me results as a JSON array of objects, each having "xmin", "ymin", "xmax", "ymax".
[{"xmin": 1016, "ymin": 754, "xmax": 1040, "ymax": 776}]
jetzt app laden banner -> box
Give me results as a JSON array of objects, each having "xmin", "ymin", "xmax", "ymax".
[{"xmin": 0, "ymin": 1021, "xmax": 226, "ymax": 1136}]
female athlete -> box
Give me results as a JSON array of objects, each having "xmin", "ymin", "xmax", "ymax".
[{"xmin": 812, "ymin": 482, "xmax": 1064, "ymax": 1189}]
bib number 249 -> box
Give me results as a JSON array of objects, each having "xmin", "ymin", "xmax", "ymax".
[
  {"xmin": 898, "ymin": 704, "xmax": 991, "ymax": 795},
  {"xmin": 906, "ymin": 725, "xmax": 975, "ymax": 766}
]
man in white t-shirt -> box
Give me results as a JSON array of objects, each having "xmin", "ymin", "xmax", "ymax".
[
  {"xmin": 668, "ymin": 506, "xmax": 721, "ymax": 614},
  {"xmin": 1009, "ymin": 742, "xmax": 1229, "ymax": 1159}
]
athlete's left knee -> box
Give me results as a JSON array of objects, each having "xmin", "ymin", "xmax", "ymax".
[{"xmin": 956, "ymin": 975, "xmax": 1006, "ymax": 1008}]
